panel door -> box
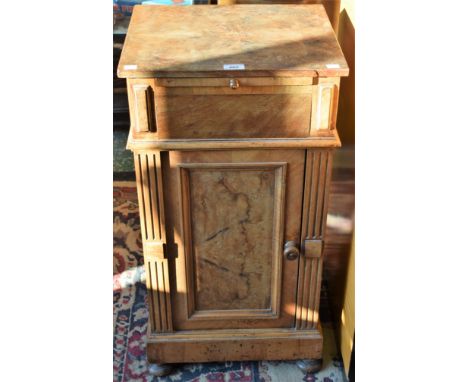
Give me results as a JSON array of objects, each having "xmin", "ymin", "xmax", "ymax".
[{"xmin": 162, "ymin": 149, "xmax": 305, "ymax": 330}]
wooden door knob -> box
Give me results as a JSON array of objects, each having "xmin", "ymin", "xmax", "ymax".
[{"xmin": 284, "ymin": 241, "xmax": 300, "ymax": 261}]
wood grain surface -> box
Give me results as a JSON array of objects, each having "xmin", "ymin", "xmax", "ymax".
[
  {"xmin": 126, "ymin": 76, "xmax": 342, "ymax": 142},
  {"xmin": 147, "ymin": 328, "xmax": 323, "ymax": 363},
  {"xmin": 217, "ymin": 0, "xmax": 341, "ymax": 33},
  {"xmin": 134, "ymin": 152, "xmax": 173, "ymax": 333},
  {"xmin": 181, "ymin": 163, "xmax": 283, "ymax": 312},
  {"xmin": 118, "ymin": 5, "xmax": 348, "ymax": 78},
  {"xmin": 296, "ymin": 149, "xmax": 333, "ymax": 330}
]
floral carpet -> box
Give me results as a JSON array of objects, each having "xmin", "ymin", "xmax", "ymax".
[{"xmin": 113, "ymin": 182, "xmax": 346, "ymax": 382}]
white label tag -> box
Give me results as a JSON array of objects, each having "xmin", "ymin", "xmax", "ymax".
[
  {"xmin": 326, "ymin": 63, "xmax": 340, "ymax": 69},
  {"xmin": 124, "ymin": 64, "xmax": 138, "ymax": 70},
  {"xmin": 223, "ymin": 64, "xmax": 245, "ymax": 70}
]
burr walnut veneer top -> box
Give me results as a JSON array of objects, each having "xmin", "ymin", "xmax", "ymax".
[{"xmin": 118, "ymin": 5, "xmax": 348, "ymax": 78}]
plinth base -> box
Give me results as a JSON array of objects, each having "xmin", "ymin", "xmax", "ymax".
[{"xmin": 147, "ymin": 325, "xmax": 323, "ymax": 364}]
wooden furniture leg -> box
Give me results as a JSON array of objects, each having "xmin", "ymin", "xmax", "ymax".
[
  {"xmin": 296, "ymin": 358, "xmax": 323, "ymax": 374},
  {"xmin": 148, "ymin": 363, "xmax": 173, "ymax": 377}
]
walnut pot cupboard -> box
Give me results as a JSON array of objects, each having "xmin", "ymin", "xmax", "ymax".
[{"xmin": 118, "ymin": 4, "xmax": 348, "ymax": 375}]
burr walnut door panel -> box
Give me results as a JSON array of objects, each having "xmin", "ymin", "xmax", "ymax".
[{"xmin": 162, "ymin": 150, "xmax": 305, "ymax": 330}]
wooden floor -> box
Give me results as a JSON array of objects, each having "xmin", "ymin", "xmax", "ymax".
[{"xmin": 324, "ymin": 146, "xmax": 355, "ymax": 326}]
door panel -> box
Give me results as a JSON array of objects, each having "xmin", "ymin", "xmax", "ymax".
[
  {"xmin": 163, "ymin": 150, "xmax": 305, "ymax": 330},
  {"xmin": 181, "ymin": 162, "xmax": 284, "ymax": 315}
]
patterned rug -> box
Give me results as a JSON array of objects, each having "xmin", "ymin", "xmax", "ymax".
[{"xmin": 113, "ymin": 181, "xmax": 346, "ymax": 382}]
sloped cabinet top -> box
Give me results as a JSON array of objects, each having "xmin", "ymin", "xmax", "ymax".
[{"xmin": 117, "ymin": 4, "xmax": 349, "ymax": 78}]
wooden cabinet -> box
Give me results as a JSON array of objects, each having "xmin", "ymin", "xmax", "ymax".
[{"xmin": 118, "ymin": 4, "xmax": 348, "ymax": 376}]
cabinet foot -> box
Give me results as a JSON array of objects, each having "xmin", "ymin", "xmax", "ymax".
[
  {"xmin": 148, "ymin": 363, "xmax": 173, "ymax": 377},
  {"xmin": 296, "ymin": 359, "xmax": 322, "ymax": 374}
]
